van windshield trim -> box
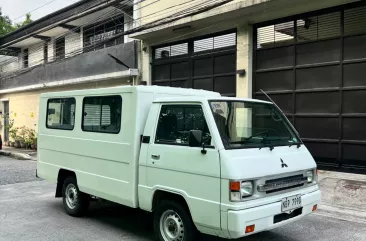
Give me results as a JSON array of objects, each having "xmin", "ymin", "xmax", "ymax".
[{"xmin": 208, "ymin": 100, "xmax": 302, "ymax": 150}]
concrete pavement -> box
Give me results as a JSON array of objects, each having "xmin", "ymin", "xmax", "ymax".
[
  {"xmin": 0, "ymin": 156, "xmax": 39, "ymax": 185},
  {"xmin": 0, "ymin": 146, "xmax": 37, "ymax": 161},
  {"xmin": 1, "ymin": 180, "xmax": 366, "ymax": 241},
  {"xmin": 1, "ymin": 156, "xmax": 366, "ymax": 241}
]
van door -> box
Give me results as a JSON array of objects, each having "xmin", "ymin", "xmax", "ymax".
[{"xmin": 146, "ymin": 104, "xmax": 221, "ymax": 231}]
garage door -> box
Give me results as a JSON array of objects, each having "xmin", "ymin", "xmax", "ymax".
[
  {"xmin": 152, "ymin": 31, "xmax": 237, "ymax": 96},
  {"xmin": 253, "ymin": 2, "xmax": 366, "ymax": 171}
]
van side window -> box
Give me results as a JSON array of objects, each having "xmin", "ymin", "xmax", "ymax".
[
  {"xmin": 155, "ymin": 105, "xmax": 211, "ymax": 145},
  {"xmin": 46, "ymin": 98, "xmax": 76, "ymax": 130},
  {"xmin": 82, "ymin": 95, "xmax": 122, "ymax": 134}
]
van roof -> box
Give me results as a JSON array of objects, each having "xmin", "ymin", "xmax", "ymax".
[
  {"xmin": 40, "ymin": 85, "xmax": 221, "ymax": 98},
  {"xmin": 40, "ymin": 85, "xmax": 271, "ymax": 104},
  {"xmin": 154, "ymin": 96, "xmax": 272, "ymax": 104}
]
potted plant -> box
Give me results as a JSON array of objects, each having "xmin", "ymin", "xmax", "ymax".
[
  {"xmin": 5, "ymin": 119, "xmax": 15, "ymax": 147},
  {"xmin": 25, "ymin": 128, "xmax": 34, "ymax": 149},
  {"xmin": 9, "ymin": 126, "xmax": 17, "ymax": 147},
  {"xmin": 14, "ymin": 138, "xmax": 21, "ymax": 148},
  {"xmin": 31, "ymin": 137, "xmax": 37, "ymax": 150},
  {"xmin": 19, "ymin": 126, "xmax": 27, "ymax": 148}
]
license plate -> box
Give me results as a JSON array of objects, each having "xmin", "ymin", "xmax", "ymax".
[{"xmin": 281, "ymin": 194, "xmax": 302, "ymax": 212}]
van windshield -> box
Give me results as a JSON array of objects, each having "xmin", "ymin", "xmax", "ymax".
[{"xmin": 209, "ymin": 101, "xmax": 301, "ymax": 149}]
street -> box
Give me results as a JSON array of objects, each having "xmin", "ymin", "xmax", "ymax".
[{"xmin": 1, "ymin": 156, "xmax": 366, "ymax": 241}]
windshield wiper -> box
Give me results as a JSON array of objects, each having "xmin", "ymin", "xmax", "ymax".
[
  {"xmin": 289, "ymin": 141, "xmax": 302, "ymax": 148},
  {"xmin": 259, "ymin": 137, "xmax": 291, "ymax": 151}
]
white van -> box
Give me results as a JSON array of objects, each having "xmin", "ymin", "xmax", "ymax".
[{"xmin": 37, "ymin": 86, "xmax": 320, "ymax": 241}]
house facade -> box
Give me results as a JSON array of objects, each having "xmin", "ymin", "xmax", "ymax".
[
  {"xmin": 131, "ymin": 0, "xmax": 366, "ymax": 172},
  {"xmin": 0, "ymin": 0, "xmax": 139, "ymax": 140}
]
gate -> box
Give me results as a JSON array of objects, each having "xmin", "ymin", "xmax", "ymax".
[
  {"xmin": 152, "ymin": 31, "xmax": 237, "ymax": 97},
  {"xmin": 253, "ymin": 2, "xmax": 366, "ymax": 171}
]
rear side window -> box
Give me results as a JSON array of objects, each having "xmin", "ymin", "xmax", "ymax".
[
  {"xmin": 82, "ymin": 95, "xmax": 122, "ymax": 134},
  {"xmin": 46, "ymin": 98, "xmax": 76, "ymax": 130}
]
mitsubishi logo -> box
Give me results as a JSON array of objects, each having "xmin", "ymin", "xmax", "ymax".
[{"xmin": 281, "ymin": 159, "xmax": 288, "ymax": 168}]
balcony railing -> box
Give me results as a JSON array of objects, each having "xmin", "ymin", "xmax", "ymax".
[{"xmin": 0, "ymin": 40, "xmax": 138, "ymax": 92}]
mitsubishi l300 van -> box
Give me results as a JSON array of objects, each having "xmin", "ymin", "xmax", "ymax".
[{"xmin": 37, "ymin": 86, "xmax": 320, "ymax": 241}]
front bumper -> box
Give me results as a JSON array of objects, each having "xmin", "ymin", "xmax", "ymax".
[{"xmin": 226, "ymin": 189, "xmax": 321, "ymax": 239}]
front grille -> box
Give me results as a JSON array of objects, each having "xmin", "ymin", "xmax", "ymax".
[
  {"xmin": 274, "ymin": 208, "xmax": 302, "ymax": 224},
  {"xmin": 258, "ymin": 175, "xmax": 307, "ymax": 194}
]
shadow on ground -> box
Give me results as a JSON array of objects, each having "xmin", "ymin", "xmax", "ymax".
[{"xmin": 49, "ymin": 200, "xmax": 290, "ymax": 241}]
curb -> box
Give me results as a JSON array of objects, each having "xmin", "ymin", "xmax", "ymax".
[
  {"xmin": 316, "ymin": 203, "xmax": 366, "ymax": 224},
  {"xmin": 0, "ymin": 150, "xmax": 36, "ymax": 160}
]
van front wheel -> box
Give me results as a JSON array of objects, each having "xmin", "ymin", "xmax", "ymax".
[
  {"xmin": 154, "ymin": 200, "xmax": 197, "ymax": 241},
  {"xmin": 62, "ymin": 176, "xmax": 89, "ymax": 217}
]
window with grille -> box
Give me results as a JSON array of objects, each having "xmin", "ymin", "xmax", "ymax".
[
  {"xmin": 82, "ymin": 96, "xmax": 122, "ymax": 134},
  {"xmin": 46, "ymin": 98, "xmax": 76, "ymax": 130},
  {"xmin": 256, "ymin": 12, "xmax": 341, "ymax": 49},
  {"xmin": 23, "ymin": 49, "xmax": 29, "ymax": 68},
  {"xmin": 194, "ymin": 33, "xmax": 236, "ymax": 52},
  {"xmin": 55, "ymin": 37, "xmax": 65, "ymax": 60},
  {"xmin": 83, "ymin": 16, "xmax": 124, "ymax": 52},
  {"xmin": 154, "ymin": 43, "xmax": 188, "ymax": 59}
]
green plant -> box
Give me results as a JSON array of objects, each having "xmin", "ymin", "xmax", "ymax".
[
  {"xmin": 24, "ymin": 128, "xmax": 37, "ymax": 148},
  {"xmin": 5, "ymin": 117, "xmax": 14, "ymax": 132},
  {"xmin": 19, "ymin": 126, "xmax": 27, "ymax": 142},
  {"xmin": 9, "ymin": 126, "xmax": 18, "ymax": 142}
]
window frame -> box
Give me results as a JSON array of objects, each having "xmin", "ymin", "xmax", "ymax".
[
  {"xmin": 154, "ymin": 104, "xmax": 214, "ymax": 148},
  {"xmin": 81, "ymin": 95, "xmax": 122, "ymax": 134},
  {"xmin": 46, "ymin": 97, "xmax": 76, "ymax": 131}
]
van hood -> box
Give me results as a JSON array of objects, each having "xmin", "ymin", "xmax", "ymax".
[{"xmin": 219, "ymin": 145, "xmax": 316, "ymax": 180}]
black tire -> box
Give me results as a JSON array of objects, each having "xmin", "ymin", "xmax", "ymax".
[
  {"xmin": 62, "ymin": 176, "xmax": 90, "ymax": 217},
  {"xmin": 154, "ymin": 200, "xmax": 197, "ymax": 241}
]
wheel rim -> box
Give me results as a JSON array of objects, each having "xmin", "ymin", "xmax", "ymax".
[
  {"xmin": 65, "ymin": 183, "xmax": 78, "ymax": 209},
  {"xmin": 159, "ymin": 210, "xmax": 185, "ymax": 241}
]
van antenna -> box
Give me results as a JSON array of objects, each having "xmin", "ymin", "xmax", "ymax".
[{"xmin": 260, "ymin": 89, "xmax": 302, "ymax": 147}]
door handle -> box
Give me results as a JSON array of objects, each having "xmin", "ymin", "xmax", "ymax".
[{"xmin": 151, "ymin": 154, "xmax": 160, "ymax": 160}]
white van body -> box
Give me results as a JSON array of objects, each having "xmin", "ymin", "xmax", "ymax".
[{"xmin": 37, "ymin": 86, "xmax": 320, "ymax": 240}]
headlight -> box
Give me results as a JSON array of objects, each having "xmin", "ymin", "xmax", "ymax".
[
  {"xmin": 230, "ymin": 180, "xmax": 253, "ymax": 201},
  {"xmin": 241, "ymin": 181, "xmax": 253, "ymax": 197},
  {"xmin": 307, "ymin": 170, "xmax": 314, "ymax": 183}
]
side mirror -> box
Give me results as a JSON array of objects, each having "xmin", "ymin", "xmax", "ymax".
[{"xmin": 189, "ymin": 130, "xmax": 203, "ymax": 147}]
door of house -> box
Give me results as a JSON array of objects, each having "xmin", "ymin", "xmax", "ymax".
[{"xmin": 3, "ymin": 101, "xmax": 9, "ymax": 142}]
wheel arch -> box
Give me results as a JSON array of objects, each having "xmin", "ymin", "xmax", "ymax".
[{"xmin": 55, "ymin": 169, "xmax": 77, "ymax": 197}]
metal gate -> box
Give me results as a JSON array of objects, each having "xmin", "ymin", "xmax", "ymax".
[
  {"xmin": 152, "ymin": 31, "xmax": 237, "ymax": 96},
  {"xmin": 253, "ymin": 2, "xmax": 366, "ymax": 171}
]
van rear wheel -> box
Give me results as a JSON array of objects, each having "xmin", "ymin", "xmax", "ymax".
[
  {"xmin": 62, "ymin": 176, "xmax": 89, "ymax": 217},
  {"xmin": 154, "ymin": 200, "xmax": 197, "ymax": 241}
]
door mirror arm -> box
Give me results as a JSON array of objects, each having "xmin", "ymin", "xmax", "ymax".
[{"xmin": 201, "ymin": 142, "xmax": 207, "ymax": 155}]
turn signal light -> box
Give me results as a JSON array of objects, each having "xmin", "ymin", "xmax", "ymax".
[
  {"xmin": 245, "ymin": 225, "xmax": 255, "ymax": 234},
  {"xmin": 312, "ymin": 204, "xmax": 318, "ymax": 212},
  {"xmin": 230, "ymin": 181, "xmax": 241, "ymax": 191}
]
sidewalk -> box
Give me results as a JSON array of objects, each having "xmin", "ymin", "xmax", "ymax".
[
  {"xmin": 317, "ymin": 170, "xmax": 366, "ymax": 223},
  {"xmin": 0, "ymin": 146, "xmax": 37, "ymax": 161}
]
